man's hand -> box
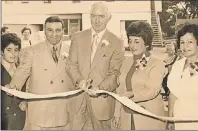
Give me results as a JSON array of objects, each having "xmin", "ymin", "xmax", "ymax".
[
  {"xmin": 166, "ymin": 121, "xmax": 175, "ymax": 130},
  {"xmin": 77, "ymin": 78, "xmax": 93, "ymax": 90},
  {"xmin": 76, "ymin": 79, "xmax": 87, "ymax": 90},
  {"xmin": 86, "ymin": 86, "xmax": 99, "ymax": 97},
  {"xmin": 19, "ymin": 101, "xmax": 28, "ymax": 111},
  {"xmin": 122, "ymin": 91, "xmax": 134, "ymax": 98}
]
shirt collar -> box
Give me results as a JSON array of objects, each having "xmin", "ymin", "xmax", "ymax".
[
  {"xmin": 1, "ymin": 58, "xmax": 16, "ymax": 72},
  {"xmin": 46, "ymin": 40, "xmax": 62, "ymax": 53},
  {"xmin": 91, "ymin": 28, "xmax": 106, "ymax": 40}
]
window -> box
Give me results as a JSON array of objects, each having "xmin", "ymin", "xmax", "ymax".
[
  {"xmin": 70, "ymin": 19, "xmax": 78, "ymax": 23},
  {"xmin": 125, "ymin": 20, "xmax": 139, "ymax": 30},
  {"xmin": 62, "ymin": 19, "xmax": 82, "ymax": 36},
  {"xmin": 62, "ymin": 19, "xmax": 69, "ymax": 35},
  {"xmin": 39, "ymin": 24, "xmax": 44, "ymax": 31},
  {"xmin": 21, "ymin": 0, "xmax": 29, "ymax": 4},
  {"xmin": 44, "ymin": 0, "xmax": 51, "ymax": 3}
]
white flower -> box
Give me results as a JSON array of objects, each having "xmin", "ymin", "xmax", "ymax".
[
  {"xmin": 101, "ymin": 39, "xmax": 110, "ymax": 47},
  {"xmin": 135, "ymin": 55, "xmax": 150, "ymax": 70},
  {"xmin": 62, "ymin": 52, "xmax": 69, "ymax": 59}
]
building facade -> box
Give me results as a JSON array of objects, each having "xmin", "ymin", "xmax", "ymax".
[{"xmin": 2, "ymin": 0, "xmax": 162, "ymax": 46}]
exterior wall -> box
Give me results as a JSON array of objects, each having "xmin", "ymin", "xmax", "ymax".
[
  {"xmin": 2, "ymin": 1, "xmax": 162, "ymax": 15},
  {"xmin": 2, "ymin": 1, "xmax": 162, "ymax": 25},
  {"xmin": 2, "ymin": 1, "xmax": 162, "ymax": 46}
]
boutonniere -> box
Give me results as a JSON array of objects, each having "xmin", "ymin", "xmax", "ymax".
[
  {"xmin": 189, "ymin": 62, "xmax": 198, "ymax": 76},
  {"xmin": 135, "ymin": 55, "xmax": 150, "ymax": 70},
  {"xmin": 61, "ymin": 52, "xmax": 69, "ymax": 60},
  {"xmin": 101, "ymin": 39, "xmax": 110, "ymax": 47}
]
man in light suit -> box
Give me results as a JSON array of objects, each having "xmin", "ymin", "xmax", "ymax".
[
  {"xmin": 67, "ymin": 2, "xmax": 125, "ymax": 130},
  {"xmin": 7, "ymin": 16, "xmax": 73, "ymax": 130}
]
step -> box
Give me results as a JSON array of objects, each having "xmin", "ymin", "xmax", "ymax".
[
  {"xmin": 152, "ymin": 25, "xmax": 159, "ymax": 28},
  {"xmin": 153, "ymin": 38, "xmax": 162, "ymax": 40},
  {"xmin": 153, "ymin": 41, "xmax": 162, "ymax": 43},
  {"xmin": 153, "ymin": 38, "xmax": 161, "ymax": 41},
  {"xmin": 152, "ymin": 43, "xmax": 162, "ymax": 46},
  {"xmin": 153, "ymin": 40, "xmax": 162, "ymax": 42},
  {"xmin": 153, "ymin": 35, "xmax": 161, "ymax": 37},
  {"xmin": 153, "ymin": 34, "xmax": 161, "ymax": 36},
  {"xmin": 152, "ymin": 27, "xmax": 159, "ymax": 29}
]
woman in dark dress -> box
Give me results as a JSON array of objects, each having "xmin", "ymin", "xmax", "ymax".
[
  {"xmin": 1, "ymin": 33, "xmax": 26, "ymax": 130},
  {"xmin": 162, "ymin": 42, "xmax": 180, "ymax": 100}
]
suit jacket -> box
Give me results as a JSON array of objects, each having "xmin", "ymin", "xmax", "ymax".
[
  {"xmin": 115, "ymin": 55, "xmax": 165, "ymax": 117},
  {"xmin": 9, "ymin": 41, "xmax": 74, "ymax": 127},
  {"xmin": 67, "ymin": 29, "xmax": 125, "ymax": 120},
  {"xmin": 1, "ymin": 64, "xmax": 26, "ymax": 130}
]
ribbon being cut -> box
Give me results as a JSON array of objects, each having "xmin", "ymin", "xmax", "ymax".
[{"xmin": 1, "ymin": 86, "xmax": 198, "ymax": 122}]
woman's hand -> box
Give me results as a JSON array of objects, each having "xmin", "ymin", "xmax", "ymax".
[
  {"xmin": 166, "ymin": 121, "xmax": 175, "ymax": 130},
  {"xmin": 112, "ymin": 116, "xmax": 121, "ymax": 129},
  {"xmin": 19, "ymin": 101, "xmax": 28, "ymax": 111},
  {"xmin": 122, "ymin": 91, "xmax": 134, "ymax": 98}
]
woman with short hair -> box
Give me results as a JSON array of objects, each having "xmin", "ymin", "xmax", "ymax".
[
  {"xmin": 167, "ymin": 24, "xmax": 198, "ymax": 130},
  {"xmin": 112, "ymin": 21, "xmax": 166, "ymax": 130}
]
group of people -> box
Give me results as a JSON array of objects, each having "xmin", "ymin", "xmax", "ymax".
[
  {"xmin": 1, "ymin": 2, "xmax": 198, "ymax": 130},
  {"xmin": 2, "ymin": 26, "xmax": 34, "ymax": 49}
]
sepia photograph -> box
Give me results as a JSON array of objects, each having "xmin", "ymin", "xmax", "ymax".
[{"xmin": 1, "ymin": 0, "xmax": 198, "ymax": 130}]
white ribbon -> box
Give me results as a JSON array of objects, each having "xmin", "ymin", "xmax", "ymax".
[{"xmin": 1, "ymin": 86, "xmax": 198, "ymax": 122}]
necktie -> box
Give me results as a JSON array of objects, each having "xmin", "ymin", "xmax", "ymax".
[
  {"xmin": 9, "ymin": 64, "xmax": 16, "ymax": 77},
  {"xmin": 52, "ymin": 46, "xmax": 58, "ymax": 64},
  {"xmin": 91, "ymin": 34, "xmax": 99, "ymax": 63}
]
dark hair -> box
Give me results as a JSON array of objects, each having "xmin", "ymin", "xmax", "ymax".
[
  {"xmin": 1, "ymin": 33, "xmax": 21, "ymax": 52},
  {"xmin": 177, "ymin": 24, "xmax": 198, "ymax": 49},
  {"xmin": 44, "ymin": 16, "xmax": 64, "ymax": 28},
  {"xmin": 21, "ymin": 27, "xmax": 32, "ymax": 34},
  {"xmin": 1, "ymin": 26, "xmax": 9, "ymax": 34},
  {"xmin": 126, "ymin": 21, "xmax": 154, "ymax": 51}
]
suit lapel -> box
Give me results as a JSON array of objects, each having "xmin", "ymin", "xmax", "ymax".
[
  {"xmin": 81, "ymin": 29, "xmax": 92, "ymax": 78},
  {"xmin": 42, "ymin": 42, "xmax": 57, "ymax": 79},
  {"xmin": 90, "ymin": 30, "xmax": 110, "ymax": 72},
  {"xmin": 51, "ymin": 41, "xmax": 69, "ymax": 80}
]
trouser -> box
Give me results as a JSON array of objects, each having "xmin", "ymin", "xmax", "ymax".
[
  {"xmin": 71, "ymin": 96, "xmax": 112, "ymax": 130},
  {"xmin": 86, "ymin": 96, "xmax": 111, "ymax": 130},
  {"xmin": 28, "ymin": 123, "xmax": 70, "ymax": 130}
]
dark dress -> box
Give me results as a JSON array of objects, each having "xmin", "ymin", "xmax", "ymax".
[{"xmin": 1, "ymin": 64, "xmax": 26, "ymax": 130}]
